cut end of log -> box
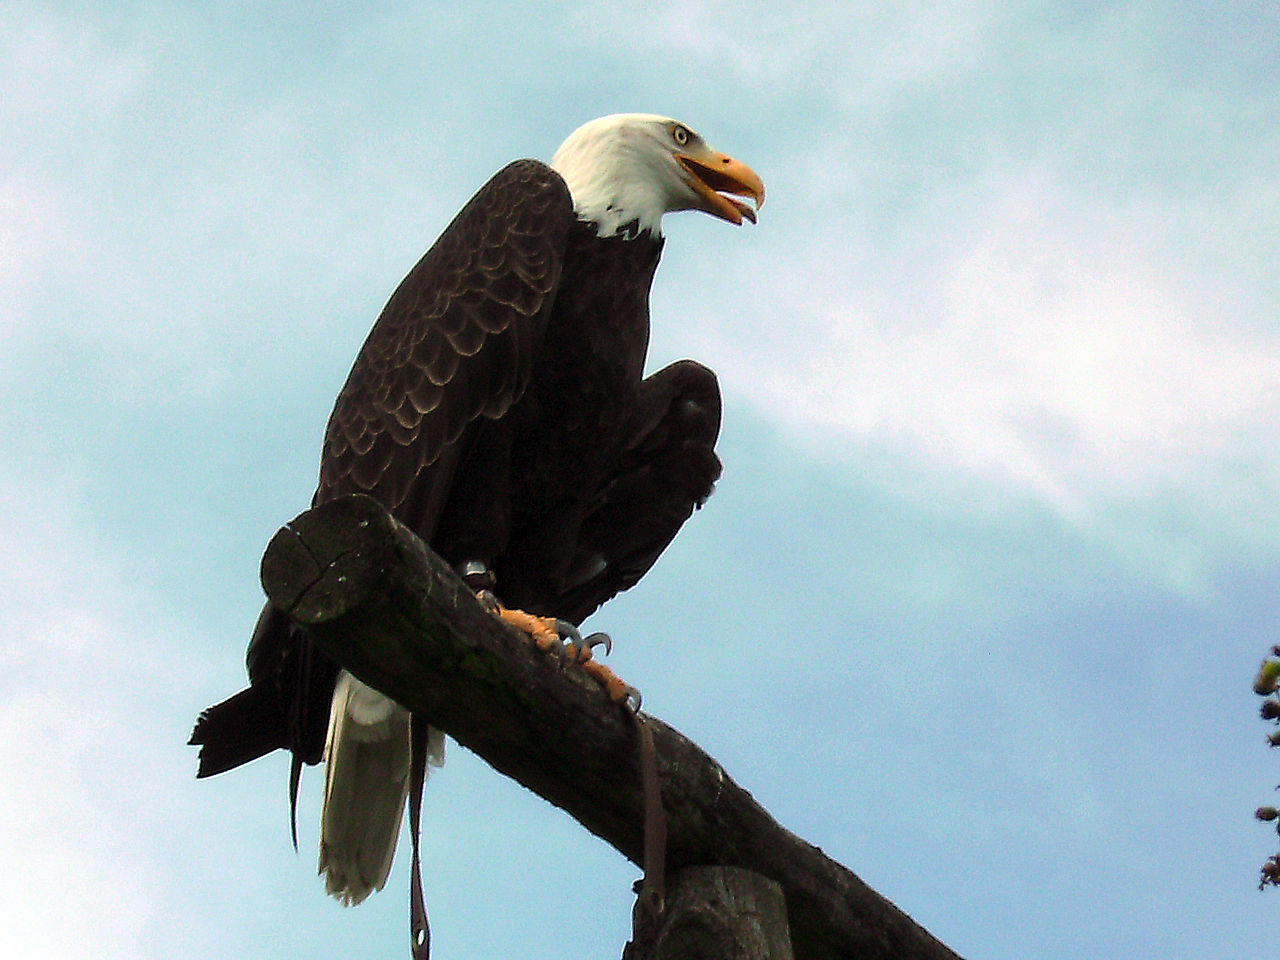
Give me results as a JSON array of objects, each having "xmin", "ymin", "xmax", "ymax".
[{"xmin": 260, "ymin": 494, "xmax": 401, "ymax": 625}]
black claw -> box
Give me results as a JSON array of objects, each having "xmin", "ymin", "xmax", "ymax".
[
  {"xmin": 553, "ymin": 619, "xmax": 586, "ymax": 659},
  {"xmin": 583, "ymin": 632, "xmax": 612, "ymax": 656},
  {"xmin": 554, "ymin": 619, "xmax": 582, "ymax": 643},
  {"xmin": 554, "ymin": 622, "xmax": 614, "ymax": 661},
  {"xmin": 475, "ymin": 589, "xmax": 501, "ymax": 615},
  {"xmin": 623, "ymin": 685, "xmax": 642, "ymax": 713}
]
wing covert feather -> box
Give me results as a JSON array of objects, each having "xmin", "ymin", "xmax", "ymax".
[{"xmin": 318, "ymin": 160, "xmax": 572, "ymax": 529}]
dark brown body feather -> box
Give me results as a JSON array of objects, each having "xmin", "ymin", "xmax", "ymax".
[{"xmin": 191, "ymin": 159, "xmax": 721, "ymax": 792}]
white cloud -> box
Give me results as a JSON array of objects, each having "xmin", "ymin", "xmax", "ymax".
[
  {"xmin": 605, "ymin": 1, "xmax": 1280, "ymax": 589},
  {"xmin": 6, "ymin": 0, "xmax": 1277, "ymax": 592},
  {"xmin": 0, "ymin": 4, "xmax": 152, "ymax": 124},
  {"xmin": 0, "ymin": 7, "xmax": 151, "ymax": 346},
  {"xmin": 0, "ymin": 173, "xmax": 78, "ymax": 343},
  {"xmin": 681, "ymin": 160, "xmax": 1280, "ymax": 587},
  {"xmin": 567, "ymin": 0, "xmax": 1001, "ymax": 97},
  {"xmin": 0, "ymin": 475, "xmax": 210, "ymax": 960}
]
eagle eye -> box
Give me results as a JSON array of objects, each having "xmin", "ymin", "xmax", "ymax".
[{"xmin": 671, "ymin": 124, "xmax": 690, "ymax": 146}]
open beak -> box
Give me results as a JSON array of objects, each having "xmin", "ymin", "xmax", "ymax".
[{"xmin": 675, "ymin": 150, "xmax": 766, "ymax": 225}]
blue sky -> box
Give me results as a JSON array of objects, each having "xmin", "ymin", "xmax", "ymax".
[{"xmin": 3, "ymin": 2, "xmax": 1278, "ymax": 958}]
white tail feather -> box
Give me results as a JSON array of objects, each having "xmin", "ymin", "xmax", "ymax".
[{"xmin": 318, "ymin": 672, "xmax": 444, "ymax": 906}]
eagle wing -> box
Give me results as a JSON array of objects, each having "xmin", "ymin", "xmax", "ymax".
[
  {"xmin": 195, "ymin": 161, "xmax": 575, "ymax": 783},
  {"xmin": 554, "ymin": 359, "xmax": 722, "ymax": 625},
  {"xmin": 316, "ymin": 158, "xmax": 574, "ymax": 532}
]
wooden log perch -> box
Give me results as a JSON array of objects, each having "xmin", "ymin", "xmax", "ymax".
[{"xmin": 261, "ymin": 494, "xmax": 964, "ymax": 960}]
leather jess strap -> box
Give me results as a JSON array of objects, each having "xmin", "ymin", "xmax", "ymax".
[
  {"xmin": 405, "ymin": 708, "xmax": 667, "ymax": 960},
  {"xmin": 409, "ymin": 717, "xmax": 431, "ymax": 960}
]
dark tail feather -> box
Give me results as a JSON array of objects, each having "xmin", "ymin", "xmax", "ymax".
[{"xmin": 189, "ymin": 685, "xmax": 289, "ymax": 778}]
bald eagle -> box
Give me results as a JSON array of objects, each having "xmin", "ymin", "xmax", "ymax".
[{"xmin": 190, "ymin": 114, "xmax": 764, "ymax": 905}]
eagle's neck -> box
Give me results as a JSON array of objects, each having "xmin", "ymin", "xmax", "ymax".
[{"xmin": 551, "ymin": 140, "xmax": 667, "ymax": 239}]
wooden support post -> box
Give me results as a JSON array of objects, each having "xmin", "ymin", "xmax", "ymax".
[{"xmin": 625, "ymin": 866, "xmax": 795, "ymax": 960}]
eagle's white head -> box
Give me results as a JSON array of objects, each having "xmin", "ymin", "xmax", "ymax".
[{"xmin": 550, "ymin": 113, "xmax": 765, "ymax": 238}]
